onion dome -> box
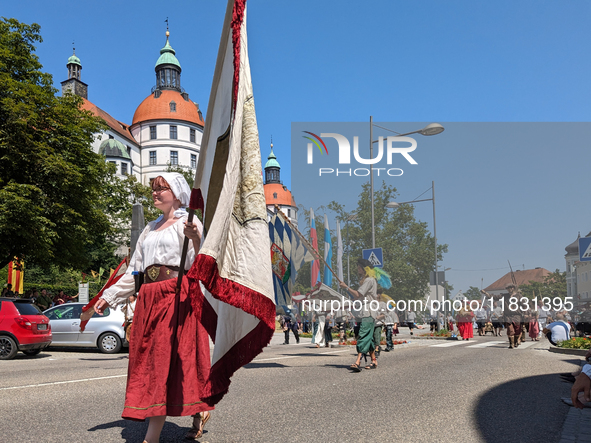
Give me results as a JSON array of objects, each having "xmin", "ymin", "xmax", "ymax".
[
  {"xmin": 566, "ymin": 233, "xmax": 580, "ymax": 254},
  {"xmin": 132, "ymin": 90, "xmax": 204, "ymax": 126},
  {"xmin": 155, "ymin": 31, "xmax": 181, "ymax": 70}
]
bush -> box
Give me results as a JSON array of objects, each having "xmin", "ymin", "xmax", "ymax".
[{"xmin": 558, "ymin": 337, "xmax": 591, "ymax": 349}]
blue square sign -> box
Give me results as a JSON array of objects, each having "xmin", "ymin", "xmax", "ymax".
[
  {"xmin": 363, "ymin": 248, "xmax": 383, "ymax": 268},
  {"xmin": 580, "ymin": 237, "xmax": 591, "ymax": 262}
]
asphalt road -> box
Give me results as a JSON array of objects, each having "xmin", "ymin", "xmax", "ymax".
[{"xmin": 0, "ymin": 333, "xmax": 580, "ymax": 442}]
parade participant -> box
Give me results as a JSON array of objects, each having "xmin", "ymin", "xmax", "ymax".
[
  {"xmin": 382, "ymin": 294, "xmax": 395, "ymax": 352},
  {"xmin": 482, "ymin": 285, "xmax": 523, "ymax": 349},
  {"xmin": 93, "ymin": 173, "xmax": 213, "ymax": 443},
  {"xmin": 475, "ymin": 302, "xmax": 488, "ymax": 336},
  {"xmin": 529, "ymin": 301, "xmax": 540, "ymax": 341},
  {"xmin": 340, "ymin": 258, "xmax": 379, "ymax": 371},
  {"xmin": 490, "ymin": 300, "xmax": 503, "ymax": 337},
  {"xmin": 281, "ymin": 309, "xmax": 300, "ymax": 345},
  {"xmin": 407, "ymin": 309, "xmax": 417, "ymax": 335},
  {"xmin": 456, "ymin": 305, "xmax": 475, "ymax": 340},
  {"xmin": 373, "ymin": 290, "xmax": 387, "ymax": 356},
  {"xmin": 314, "ymin": 308, "xmax": 326, "ymax": 348}
]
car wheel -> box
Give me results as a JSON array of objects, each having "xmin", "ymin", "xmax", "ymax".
[
  {"xmin": 22, "ymin": 349, "xmax": 42, "ymax": 356},
  {"xmin": 0, "ymin": 336, "xmax": 18, "ymax": 360},
  {"xmin": 97, "ymin": 332, "xmax": 122, "ymax": 354}
]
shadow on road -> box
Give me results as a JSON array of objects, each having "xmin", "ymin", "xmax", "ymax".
[
  {"xmin": 244, "ymin": 362, "xmax": 287, "ymax": 369},
  {"xmin": 88, "ymin": 419, "xmax": 191, "ymax": 442},
  {"xmin": 474, "ymin": 373, "xmax": 569, "ymax": 443}
]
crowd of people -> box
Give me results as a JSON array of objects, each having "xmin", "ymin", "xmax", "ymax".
[{"xmin": 1, "ymin": 285, "xmax": 78, "ymax": 310}]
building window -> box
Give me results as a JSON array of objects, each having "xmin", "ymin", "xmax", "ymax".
[
  {"xmin": 109, "ymin": 161, "xmax": 116, "ymax": 166},
  {"xmin": 170, "ymin": 101, "xmax": 176, "ymax": 112},
  {"xmin": 150, "ymin": 126, "xmax": 157, "ymax": 139},
  {"xmin": 170, "ymin": 125, "xmax": 177, "ymax": 139},
  {"xmin": 170, "ymin": 151, "xmax": 178, "ymax": 165},
  {"xmin": 149, "ymin": 151, "xmax": 156, "ymax": 165},
  {"xmin": 190, "ymin": 128, "xmax": 196, "ymax": 143},
  {"xmin": 273, "ymin": 192, "xmax": 277, "ymax": 199},
  {"xmin": 191, "ymin": 154, "xmax": 196, "ymax": 169},
  {"xmin": 121, "ymin": 163, "xmax": 128, "ymax": 175},
  {"xmin": 109, "ymin": 134, "xmax": 114, "ymax": 139}
]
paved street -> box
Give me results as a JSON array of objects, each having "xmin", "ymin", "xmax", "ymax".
[{"xmin": 0, "ymin": 330, "xmax": 582, "ymax": 442}]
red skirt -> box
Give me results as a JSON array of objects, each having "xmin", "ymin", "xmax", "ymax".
[
  {"xmin": 457, "ymin": 322, "xmax": 473, "ymax": 339},
  {"xmin": 123, "ymin": 277, "xmax": 214, "ymax": 421}
]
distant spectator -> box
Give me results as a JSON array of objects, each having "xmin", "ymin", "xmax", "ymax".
[
  {"xmin": 543, "ymin": 313, "xmax": 571, "ymax": 346},
  {"xmin": 3, "ymin": 284, "xmax": 15, "ymax": 297},
  {"xmin": 36, "ymin": 289, "xmax": 52, "ymax": 311}
]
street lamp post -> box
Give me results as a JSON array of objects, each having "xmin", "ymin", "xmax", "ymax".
[
  {"xmin": 345, "ymin": 213, "xmax": 357, "ymax": 286},
  {"xmin": 369, "ymin": 118, "xmax": 444, "ymax": 249},
  {"xmin": 387, "ymin": 181, "xmax": 441, "ymax": 329}
]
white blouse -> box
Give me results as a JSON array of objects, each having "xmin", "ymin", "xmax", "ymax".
[{"xmin": 101, "ymin": 214, "xmax": 201, "ymax": 307}]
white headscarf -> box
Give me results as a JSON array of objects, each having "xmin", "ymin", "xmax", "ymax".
[{"xmin": 158, "ymin": 173, "xmax": 191, "ymax": 207}]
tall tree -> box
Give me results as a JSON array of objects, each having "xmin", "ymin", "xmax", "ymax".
[
  {"xmin": 327, "ymin": 182, "xmax": 447, "ymax": 301},
  {"xmin": 0, "ymin": 18, "xmax": 110, "ymax": 269},
  {"xmin": 464, "ymin": 286, "xmax": 482, "ymax": 300}
]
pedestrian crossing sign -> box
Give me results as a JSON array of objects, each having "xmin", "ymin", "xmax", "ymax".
[
  {"xmin": 580, "ymin": 237, "xmax": 591, "ymax": 262},
  {"xmin": 362, "ymin": 248, "xmax": 383, "ymax": 268}
]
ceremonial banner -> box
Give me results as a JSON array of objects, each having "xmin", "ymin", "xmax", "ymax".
[
  {"xmin": 323, "ymin": 214, "xmax": 332, "ymax": 286},
  {"xmin": 310, "ymin": 208, "xmax": 320, "ymax": 286},
  {"xmin": 7, "ymin": 258, "xmax": 23, "ymax": 294},
  {"xmin": 269, "ymin": 211, "xmax": 314, "ymax": 307},
  {"xmin": 336, "ymin": 220, "xmax": 343, "ymax": 282},
  {"xmin": 187, "ymin": 0, "xmax": 275, "ymax": 405}
]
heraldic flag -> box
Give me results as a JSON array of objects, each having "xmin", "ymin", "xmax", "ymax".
[
  {"xmin": 187, "ymin": 0, "xmax": 275, "ymax": 405},
  {"xmin": 269, "ymin": 212, "xmax": 314, "ymax": 307}
]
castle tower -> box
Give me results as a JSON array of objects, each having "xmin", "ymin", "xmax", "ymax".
[{"xmin": 60, "ymin": 48, "xmax": 88, "ymax": 99}]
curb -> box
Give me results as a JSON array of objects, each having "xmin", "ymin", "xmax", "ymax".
[{"xmin": 549, "ymin": 347, "xmax": 589, "ymax": 356}]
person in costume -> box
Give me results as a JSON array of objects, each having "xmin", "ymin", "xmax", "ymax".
[
  {"xmin": 482, "ymin": 285, "xmax": 523, "ymax": 348},
  {"xmin": 456, "ymin": 305, "xmax": 475, "ymax": 340},
  {"xmin": 94, "ymin": 173, "xmax": 213, "ymax": 443},
  {"xmin": 340, "ymin": 258, "xmax": 387, "ymax": 371}
]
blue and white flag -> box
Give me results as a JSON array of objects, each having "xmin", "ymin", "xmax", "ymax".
[
  {"xmin": 323, "ymin": 214, "xmax": 332, "ymax": 286},
  {"xmin": 269, "ymin": 212, "xmax": 314, "ymax": 306},
  {"xmin": 336, "ymin": 220, "xmax": 343, "ymax": 282}
]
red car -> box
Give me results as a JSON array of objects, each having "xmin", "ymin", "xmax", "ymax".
[{"xmin": 0, "ymin": 297, "xmax": 52, "ymax": 360}]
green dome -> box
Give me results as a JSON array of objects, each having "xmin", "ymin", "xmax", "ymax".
[
  {"xmin": 99, "ymin": 138, "xmax": 131, "ymax": 160},
  {"xmin": 265, "ymin": 146, "xmax": 280, "ymax": 169},
  {"xmin": 155, "ymin": 37, "xmax": 181, "ymax": 70},
  {"xmin": 67, "ymin": 54, "xmax": 81, "ymax": 66}
]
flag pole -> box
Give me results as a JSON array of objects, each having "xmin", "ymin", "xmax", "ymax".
[{"xmin": 274, "ymin": 205, "xmax": 343, "ymax": 285}]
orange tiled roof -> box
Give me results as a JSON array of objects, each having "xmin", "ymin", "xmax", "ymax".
[
  {"xmin": 484, "ymin": 268, "xmax": 551, "ymax": 292},
  {"xmin": 264, "ymin": 183, "xmax": 296, "ymax": 207},
  {"xmin": 132, "ymin": 90, "xmax": 204, "ymax": 126},
  {"xmin": 81, "ymin": 98, "xmax": 135, "ymax": 144}
]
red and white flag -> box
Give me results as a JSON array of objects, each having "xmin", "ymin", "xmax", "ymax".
[{"xmin": 187, "ymin": 0, "xmax": 275, "ymax": 405}]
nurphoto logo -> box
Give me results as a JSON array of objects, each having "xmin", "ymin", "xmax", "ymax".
[{"xmin": 302, "ymin": 131, "xmax": 419, "ymax": 177}]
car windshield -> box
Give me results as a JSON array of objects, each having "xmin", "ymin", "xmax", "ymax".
[{"xmin": 14, "ymin": 302, "xmax": 43, "ymax": 316}]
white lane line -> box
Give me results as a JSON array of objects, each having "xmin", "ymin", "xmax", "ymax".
[
  {"xmin": 255, "ymin": 349, "xmax": 349, "ymax": 362},
  {"xmin": 319, "ymin": 349, "xmax": 349, "ymax": 355},
  {"xmin": 467, "ymin": 341, "xmax": 505, "ymax": 348},
  {"xmin": 431, "ymin": 341, "xmax": 469, "ymax": 347},
  {"xmin": 0, "ymin": 374, "xmax": 127, "ymax": 391}
]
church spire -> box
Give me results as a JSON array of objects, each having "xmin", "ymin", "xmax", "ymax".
[{"xmin": 61, "ymin": 45, "xmax": 87, "ymax": 99}]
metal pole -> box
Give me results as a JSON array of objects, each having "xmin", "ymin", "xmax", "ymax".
[
  {"xmin": 370, "ymin": 116, "xmax": 375, "ymax": 248},
  {"xmin": 433, "ymin": 181, "xmax": 439, "ymax": 331},
  {"xmin": 347, "ymin": 219, "xmax": 351, "ymax": 287}
]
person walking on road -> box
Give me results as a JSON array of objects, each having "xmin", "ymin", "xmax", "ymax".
[{"xmin": 340, "ymin": 259, "xmax": 378, "ymax": 371}]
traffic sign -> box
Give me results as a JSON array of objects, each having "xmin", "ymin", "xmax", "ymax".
[
  {"xmin": 580, "ymin": 237, "xmax": 591, "ymax": 262},
  {"xmin": 363, "ymin": 248, "xmax": 383, "ymax": 268}
]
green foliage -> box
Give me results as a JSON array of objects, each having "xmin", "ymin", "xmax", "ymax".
[
  {"xmin": 518, "ymin": 269, "xmax": 567, "ymax": 299},
  {"xmin": 327, "ymin": 182, "xmax": 446, "ymax": 301},
  {"xmin": 465, "ymin": 286, "xmax": 482, "ymax": 300},
  {"xmin": 558, "ymin": 337, "xmax": 591, "ymax": 349},
  {"xmin": 0, "ymin": 18, "xmax": 111, "ymax": 269}
]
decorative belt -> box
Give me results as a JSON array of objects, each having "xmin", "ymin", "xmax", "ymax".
[{"xmin": 144, "ymin": 265, "xmax": 180, "ymax": 283}]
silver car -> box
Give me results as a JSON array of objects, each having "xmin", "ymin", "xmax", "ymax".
[{"xmin": 43, "ymin": 303, "xmax": 128, "ymax": 354}]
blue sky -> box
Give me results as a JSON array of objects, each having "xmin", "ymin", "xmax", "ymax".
[{"xmin": 4, "ymin": 1, "xmax": 590, "ymax": 293}]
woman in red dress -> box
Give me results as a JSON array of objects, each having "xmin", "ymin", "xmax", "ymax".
[
  {"xmin": 457, "ymin": 306, "xmax": 475, "ymax": 340},
  {"xmin": 94, "ymin": 173, "xmax": 213, "ymax": 443}
]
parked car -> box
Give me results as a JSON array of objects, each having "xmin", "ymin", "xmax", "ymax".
[
  {"xmin": 43, "ymin": 302, "xmax": 128, "ymax": 354},
  {"xmin": 0, "ymin": 297, "xmax": 52, "ymax": 360}
]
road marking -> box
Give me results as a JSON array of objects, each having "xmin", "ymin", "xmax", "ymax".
[
  {"xmin": 467, "ymin": 341, "xmax": 505, "ymax": 348},
  {"xmin": 431, "ymin": 341, "xmax": 469, "ymax": 347},
  {"xmin": 255, "ymin": 348, "xmax": 349, "ymax": 362},
  {"xmin": 319, "ymin": 349, "xmax": 349, "ymax": 355},
  {"xmin": 0, "ymin": 374, "xmax": 127, "ymax": 391}
]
